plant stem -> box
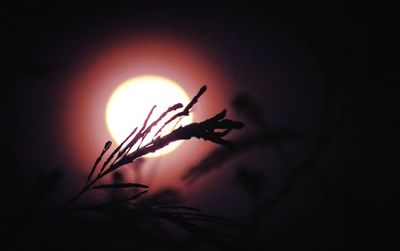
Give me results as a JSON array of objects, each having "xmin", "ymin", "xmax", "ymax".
[
  {"xmin": 63, "ymin": 169, "xmax": 110, "ymax": 209},
  {"xmin": 63, "ymin": 186, "xmax": 89, "ymax": 209}
]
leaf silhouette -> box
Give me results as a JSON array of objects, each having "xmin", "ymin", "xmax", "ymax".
[
  {"xmin": 100, "ymin": 127, "xmax": 138, "ymax": 174},
  {"xmin": 153, "ymin": 205, "xmax": 202, "ymax": 212},
  {"xmin": 153, "ymin": 85, "xmax": 207, "ymax": 139},
  {"xmin": 91, "ymin": 183, "xmax": 149, "ymax": 190},
  {"xmin": 86, "ymin": 140, "xmax": 112, "ymax": 183},
  {"xmin": 64, "ymin": 85, "xmax": 244, "ymax": 211},
  {"xmin": 129, "ymin": 190, "xmax": 148, "ymax": 200},
  {"xmin": 148, "ymin": 210, "xmax": 234, "ymax": 249}
]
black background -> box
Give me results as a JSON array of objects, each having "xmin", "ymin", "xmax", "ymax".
[{"xmin": 1, "ymin": 2, "xmax": 397, "ymax": 251}]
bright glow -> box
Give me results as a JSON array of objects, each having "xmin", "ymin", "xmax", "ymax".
[{"xmin": 106, "ymin": 75, "xmax": 192, "ymax": 157}]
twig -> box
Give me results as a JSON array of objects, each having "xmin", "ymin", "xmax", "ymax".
[{"xmin": 62, "ymin": 85, "xmax": 244, "ymax": 209}]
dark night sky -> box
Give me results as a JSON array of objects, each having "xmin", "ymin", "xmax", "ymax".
[{"xmin": 1, "ymin": 2, "xmax": 398, "ymax": 251}]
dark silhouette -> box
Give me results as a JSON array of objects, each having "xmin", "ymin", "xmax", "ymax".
[
  {"xmin": 3, "ymin": 2, "xmax": 394, "ymax": 251},
  {"xmin": 1, "ymin": 86, "xmax": 244, "ymax": 250}
]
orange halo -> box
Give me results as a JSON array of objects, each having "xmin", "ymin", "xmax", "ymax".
[{"xmin": 61, "ymin": 34, "xmax": 230, "ymax": 188}]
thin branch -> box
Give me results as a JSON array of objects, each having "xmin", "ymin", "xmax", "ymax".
[{"xmin": 62, "ymin": 85, "xmax": 244, "ymax": 210}]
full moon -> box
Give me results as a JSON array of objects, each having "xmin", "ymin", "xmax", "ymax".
[{"xmin": 105, "ymin": 75, "xmax": 193, "ymax": 157}]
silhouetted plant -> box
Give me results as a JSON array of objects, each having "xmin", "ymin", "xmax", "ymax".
[
  {"xmin": 56, "ymin": 85, "xmax": 244, "ymax": 247},
  {"xmin": 64, "ymin": 85, "xmax": 243, "ymax": 209},
  {"xmin": 183, "ymin": 93, "xmax": 303, "ymax": 183}
]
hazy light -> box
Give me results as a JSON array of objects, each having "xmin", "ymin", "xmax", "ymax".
[{"xmin": 105, "ymin": 75, "xmax": 192, "ymax": 157}]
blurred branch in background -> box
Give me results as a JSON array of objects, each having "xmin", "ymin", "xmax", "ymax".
[{"xmin": 182, "ymin": 82, "xmax": 360, "ymax": 249}]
